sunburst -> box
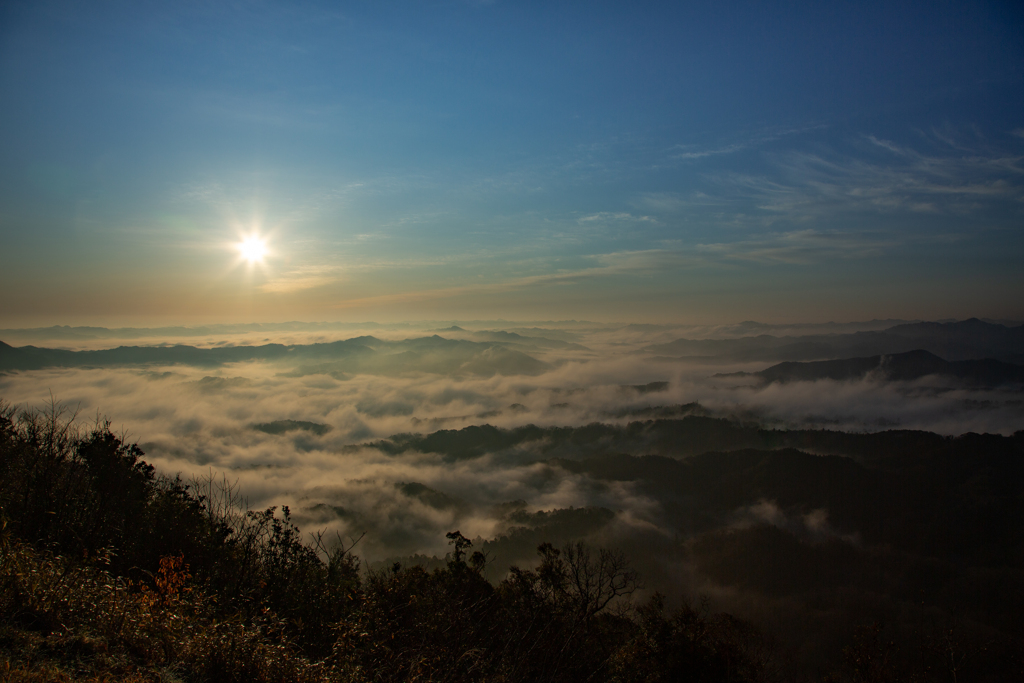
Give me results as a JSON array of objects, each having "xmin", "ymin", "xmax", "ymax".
[{"xmin": 237, "ymin": 235, "xmax": 268, "ymax": 264}]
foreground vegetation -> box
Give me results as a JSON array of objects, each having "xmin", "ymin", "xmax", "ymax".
[
  {"xmin": 0, "ymin": 401, "xmax": 778, "ymax": 682},
  {"xmin": 2, "ymin": 400, "xmax": 1020, "ymax": 681}
]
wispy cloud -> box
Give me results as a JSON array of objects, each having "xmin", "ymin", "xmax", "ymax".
[
  {"xmin": 259, "ymin": 253, "xmax": 461, "ymax": 295},
  {"xmin": 695, "ymin": 229, "xmax": 897, "ymax": 264},
  {"xmin": 671, "ymin": 143, "xmax": 747, "ymax": 160},
  {"xmin": 259, "ymin": 265, "xmax": 347, "ymax": 294},
  {"xmin": 709, "ymin": 139, "xmax": 1023, "ymax": 223},
  {"xmin": 668, "ymin": 124, "xmax": 827, "ymax": 162},
  {"xmin": 318, "ymin": 249, "xmax": 689, "ymax": 310},
  {"xmin": 864, "ymin": 135, "xmax": 906, "ymax": 155},
  {"xmin": 643, "ymin": 128, "xmax": 1023, "ymax": 233},
  {"xmin": 577, "ymin": 212, "xmax": 658, "ymax": 225}
]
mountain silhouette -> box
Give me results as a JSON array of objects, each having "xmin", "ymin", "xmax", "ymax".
[
  {"xmin": 0, "ymin": 335, "xmax": 549, "ymax": 377},
  {"xmin": 644, "ymin": 318, "xmax": 1024, "ymax": 363},
  {"xmin": 753, "ymin": 349, "xmax": 1024, "ymax": 385}
]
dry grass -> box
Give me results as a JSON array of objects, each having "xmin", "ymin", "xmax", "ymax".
[{"xmin": 0, "ymin": 535, "xmax": 331, "ymax": 683}]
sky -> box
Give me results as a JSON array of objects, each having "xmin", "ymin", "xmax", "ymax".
[{"xmin": 0, "ymin": 0, "xmax": 1022, "ymax": 326}]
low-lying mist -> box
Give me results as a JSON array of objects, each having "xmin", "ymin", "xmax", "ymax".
[{"xmin": 0, "ymin": 321, "xmax": 1019, "ymax": 560}]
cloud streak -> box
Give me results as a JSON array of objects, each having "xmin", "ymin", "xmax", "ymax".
[{"xmin": 695, "ymin": 229, "xmax": 897, "ymax": 264}]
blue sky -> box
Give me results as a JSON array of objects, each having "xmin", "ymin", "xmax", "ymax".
[{"xmin": 0, "ymin": 0, "xmax": 1021, "ymax": 324}]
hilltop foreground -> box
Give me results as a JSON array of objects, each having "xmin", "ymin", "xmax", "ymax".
[{"xmin": 0, "ymin": 401, "xmax": 779, "ymax": 683}]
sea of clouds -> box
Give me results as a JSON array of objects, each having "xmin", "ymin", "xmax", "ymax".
[{"xmin": 1, "ymin": 322, "xmax": 1021, "ymax": 564}]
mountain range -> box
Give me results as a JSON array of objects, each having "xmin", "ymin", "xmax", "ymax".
[
  {"xmin": 0, "ymin": 335, "xmax": 550, "ymax": 377},
  {"xmin": 644, "ymin": 318, "xmax": 1024, "ymax": 363},
  {"xmin": 732, "ymin": 349, "xmax": 1024, "ymax": 386}
]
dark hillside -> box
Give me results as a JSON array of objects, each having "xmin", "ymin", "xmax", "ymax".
[
  {"xmin": 754, "ymin": 349, "xmax": 1024, "ymax": 385},
  {"xmin": 643, "ymin": 318, "xmax": 1024, "ymax": 363},
  {"xmin": 0, "ymin": 336, "xmax": 549, "ymax": 377}
]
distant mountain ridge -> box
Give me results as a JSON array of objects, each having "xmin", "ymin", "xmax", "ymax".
[
  {"xmin": 0, "ymin": 335, "xmax": 549, "ymax": 377},
  {"xmin": 751, "ymin": 349, "xmax": 1024, "ymax": 386},
  {"xmin": 644, "ymin": 318, "xmax": 1024, "ymax": 363}
]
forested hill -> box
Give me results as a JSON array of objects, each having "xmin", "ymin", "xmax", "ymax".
[
  {"xmin": 750, "ymin": 349, "xmax": 1024, "ymax": 385},
  {"xmin": 364, "ymin": 417, "xmax": 1024, "ymax": 569},
  {"xmin": 361, "ymin": 413, "xmax": 1024, "ymax": 465},
  {"xmin": 643, "ymin": 318, "xmax": 1024, "ymax": 363}
]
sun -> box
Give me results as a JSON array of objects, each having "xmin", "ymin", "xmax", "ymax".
[{"xmin": 237, "ymin": 235, "xmax": 268, "ymax": 264}]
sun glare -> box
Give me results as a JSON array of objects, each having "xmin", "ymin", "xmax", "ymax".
[{"xmin": 237, "ymin": 235, "xmax": 268, "ymax": 264}]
